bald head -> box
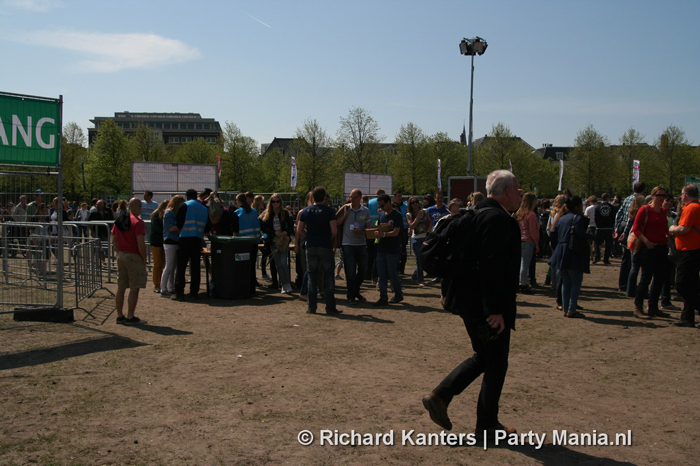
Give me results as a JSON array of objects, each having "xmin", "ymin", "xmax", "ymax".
[{"xmin": 128, "ymin": 198, "xmax": 142, "ymax": 216}]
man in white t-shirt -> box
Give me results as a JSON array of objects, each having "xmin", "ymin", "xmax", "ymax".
[{"xmin": 336, "ymin": 189, "xmax": 371, "ymax": 305}]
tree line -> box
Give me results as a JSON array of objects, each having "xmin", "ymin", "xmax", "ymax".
[{"xmin": 54, "ymin": 107, "xmax": 699, "ymax": 202}]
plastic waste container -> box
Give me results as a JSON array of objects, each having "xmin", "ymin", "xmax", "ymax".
[{"xmin": 209, "ymin": 236, "xmax": 259, "ymax": 299}]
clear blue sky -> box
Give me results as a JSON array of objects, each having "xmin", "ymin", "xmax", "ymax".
[{"xmin": 2, "ymin": 0, "xmax": 698, "ymax": 150}]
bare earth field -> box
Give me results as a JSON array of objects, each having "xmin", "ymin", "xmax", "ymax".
[{"xmin": 1, "ymin": 256, "xmax": 699, "ymax": 466}]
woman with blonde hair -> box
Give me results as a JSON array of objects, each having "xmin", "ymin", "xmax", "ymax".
[
  {"xmin": 150, "ymin": 199, "xmax": 169, "ymax": 293},
  {"xmin": 160, "ymin": 195, "xmax": 185, "ymax": 297},
  {"xmin": 260, "ymin": 193, "xmax": 294, "ymax": 294},
  {"xmin": 516, "ymin": 192, "xmax": 540, "ymax": 294}
]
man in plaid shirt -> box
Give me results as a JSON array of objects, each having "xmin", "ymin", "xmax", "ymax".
[{"xmin": 615, "ymin": 181, "xmax": 646, "ymax": 291}]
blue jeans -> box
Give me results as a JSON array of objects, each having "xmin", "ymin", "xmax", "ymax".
[
  {"xmin": 411, "ymin": 236, "xmax": 425, "ymax": 282},
  {"xmin": 519, "ymin": 241, "xmax": 535, "ymax": 286},
  {"xmin": 271, "ymin": 248, "xmax": 291, "ymax": 288},
  {"xmin": 561, "ymin": 268, "xmax": 584, "ymax": 313},
  {"xmin": 300, "ymin": 271, "xmax": 309, "ymax": 296},
  {"xmin": 342, "ymin": 244, "xmax": 367, "ymax": 300},
  {"xmin": 306, "ymin": 247, "xmax": 336, "ymax": 312},
  {"xmin": 626, "ymin": 249, "xmax": 642, "ymax": 298},
  {"xmin": 376, "ymin": 251, "xmax": 402, "ymax": 301}
]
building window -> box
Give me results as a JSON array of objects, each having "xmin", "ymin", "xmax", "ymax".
[
  {"xmin": 556, "ymin": 152, "xmax": 564, "ymax": 160},
  {"xmin": 181, "ymin": 137, "xmax": 192, "ymax": 143},
  {"xmin": 206, "ymin": 137, "xmax": 217, "ymax": 144},
  {"xmin": 169, "ymin": 137, "xmax": 180, "ymax": 143}
]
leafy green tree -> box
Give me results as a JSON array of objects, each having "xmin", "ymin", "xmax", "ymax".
[
  {"xmin": 336, "ymin": 107, "xmax": 384, "ymax": 173},
  {"xmin": 290, "ymin": 118, "xmax": 335, "ymax": 194},
  {"xmin": 473, "ymin": 122, "xmax": 524, "ymax": 175},
  {"xmin": 608, "ymin": 128, "xmax": 649, "ymax": 196},
  {"xmin": 391, "ymin": 122, "xmax": 431, "ymax": 194},
  {"xmin": 86, "ymin": 119, "xmax": 133, "ymax": 195},
  {"xmin": 256, "ymin": 148, "xmax": 291, "ymax": 193},
  {"xmin": 566, "ymin": 125, "xmax": 616, "ymax": 196},
  {"xmin": 64, "ymin": 121, "xmax": 86, "ymax": 146},
  {"xmin": 131, "ymin": 122, "xmax": 167, "ymax": 162},
  {"xmin": 652, "ymin": 126, "xmax": 697, "ymax": 195},
  {"xmin": 429, "ymin": 132, "xmax": 468, "ymax": 194},
  {"xmin": 220, "ymin": 122, "xmax": 259, "ymax": 192},
  {"xmin": 174, "ymin": 137, "xmax": 219, "ymax": 165}
]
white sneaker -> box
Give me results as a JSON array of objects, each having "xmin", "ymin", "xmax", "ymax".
[{"xmin": 282, "ymin": 284, "xmax": 293, "ymax": 294}]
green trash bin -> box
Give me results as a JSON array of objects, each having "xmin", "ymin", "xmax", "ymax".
[{"xmin": 209, "ymin": 236, "xmax": 259, "ymax": 299}]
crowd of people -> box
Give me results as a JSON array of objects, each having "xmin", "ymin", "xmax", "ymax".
[
  {"xmin": 3, "ymin": 178, "xmax": 700, "ymax": 331},
  {"xmin": 4, "ymin": 169, "xmax": 700, "ymax": 439}
]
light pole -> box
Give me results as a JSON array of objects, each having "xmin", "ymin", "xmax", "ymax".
[{"xmin": 459, "ymin": 36, "xmax": 488, "ymax": 176}]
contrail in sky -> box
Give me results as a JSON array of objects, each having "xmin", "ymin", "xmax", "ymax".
[{"xmin": 242, "ymin": 11, "xmax": 272, "ymax": 28}]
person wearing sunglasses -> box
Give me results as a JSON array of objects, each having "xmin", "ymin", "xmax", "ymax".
[{"xmin": 260, "ymin": 194, "xmax": 294, "ymax": 294}]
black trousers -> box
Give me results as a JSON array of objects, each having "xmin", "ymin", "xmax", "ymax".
[
  {"xmin": 634, "ymin": 245, "xmax": 669, "ymax": 308},
  {"xmin": 433, "ymin": 317, "xmax": 511, "ymax": 429},
  {"xmin": 594, "ymin": 229, "xmax": 614, "ymax": 262},
  {"xmin": 366, "ymin": 238, "xmax": 377, "ymax": 282},
  {"xmin": 175, "ymin": 237, "xmax": 202, "ymax": 297},
  {"xmin": 676, "ymin": 248, "xmax": 700, "ymax": 323}
]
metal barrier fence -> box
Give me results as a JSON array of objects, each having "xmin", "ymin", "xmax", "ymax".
[
  {"xmin": 72, "ymin": 239, "xmax": 106, "ymax": 309},
  {"xmin": 0, "ymin": 221, "xmax": 105, "ymax": 315}
]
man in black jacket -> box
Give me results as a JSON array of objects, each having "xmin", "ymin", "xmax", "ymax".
[
  {"xmin": 594, "ymin": 193, "xmax": 615, "ymax": 264},
  {"xmin": 422, "ymin": 169, "xmax": 522, "ymax": 438}
]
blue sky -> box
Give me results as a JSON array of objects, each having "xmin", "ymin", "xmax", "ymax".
[{"xmin": 2, "ymin": 0, "xmax": 698, "ymax": 150}]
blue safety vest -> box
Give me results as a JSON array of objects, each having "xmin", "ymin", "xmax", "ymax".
[
  {"xmin": 236, "ymin": 207, "xmax": 260, "ymax": 238},
  {"xmin": 180, "ymin": 199, "xmax": 208, "ymax": 238},
  {"xmin": 368, "ymin": 198, "xmax": 379, "ymax": 225}
]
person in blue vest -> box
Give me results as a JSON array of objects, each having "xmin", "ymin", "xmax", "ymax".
[
  {"xmin": 366, "ymin": 188, "xmax": 385, "ymax": 284},
  {"xmin": 172, "ymin": 189, "xmax": 211, "ymax": 301},
  {"xmin": 234, "ymin": 192, "xmax": 262, "ymax": 295}
]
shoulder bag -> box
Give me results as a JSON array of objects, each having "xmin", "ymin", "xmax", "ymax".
[{"xmin": 626, "ymin": 206, "xmax": 649, "ymax": 254}]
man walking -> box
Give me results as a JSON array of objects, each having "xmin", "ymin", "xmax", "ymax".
[
  {"xmin": 670, "ymin": 184, "xmax": 700, "ymax": 328},
  {"xmin": 336, "ymin": 189, "xmax": 370, "ymax": 305},
  {"xmin": 111, "ymin": 198, "xmax": 148, "ymax": 325},
  {"xmin": 172, "ymin": 189, "xmax": 211, "ymax": 301},
  {"xmin": 295, "ymin": 186, "xmax": 340, "ymax": 315},
  {"xmin": 422, "ymin": 169, "xmax": 522, "ymax": 437}
]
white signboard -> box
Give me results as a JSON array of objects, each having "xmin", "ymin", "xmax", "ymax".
[
  {"xmin": 343, "ymin": 172, "xmax": 393, "ymax": 199},
  {"xmin": 132, "ymin": 162, "xmax": 217, "ymax": 193}
]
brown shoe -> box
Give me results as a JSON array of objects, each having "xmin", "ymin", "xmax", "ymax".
[
  {"xmin": 634, "ymin": 304, "xmax": 649, "ymax": 319},
  {"xmin": 476, "ymin": 423, "xmax": 517, "ymax": 440},
  {"xmin": 422, "ymin": 392, "xmax": 452, "ymax": 431}
]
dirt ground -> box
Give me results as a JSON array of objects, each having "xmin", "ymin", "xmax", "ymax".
[{"xmin": 1, "ymin": 255, "xmax": 699, "ymax": 466}]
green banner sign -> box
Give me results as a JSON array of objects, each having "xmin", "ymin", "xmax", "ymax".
[{"xmin": 0, "ymin": 93, "xmax": 61, "ymax": 167}]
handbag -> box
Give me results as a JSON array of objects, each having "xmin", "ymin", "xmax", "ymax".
[
  {"xmin": 276, "ymin": 234, "xmax": 290, "ymax": 252},
  {"xmin": 568, "ymin": 215, "xmax": 590, "ymax": 256},
  {"xmin": 626, "ymin": 207, "xmax": 649, "ymax": 254}
]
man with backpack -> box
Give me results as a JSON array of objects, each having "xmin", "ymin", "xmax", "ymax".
[{"xmin": 422, "ymin": 169, "xmax": 522, "ymax": 439}]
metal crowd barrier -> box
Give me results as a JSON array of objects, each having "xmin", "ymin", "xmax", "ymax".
[{"xmin": 0, "ymin": 221, "xmax": 109, "ymax": 315}]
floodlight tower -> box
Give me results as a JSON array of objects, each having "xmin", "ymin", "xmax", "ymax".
[{"xmin": 459, "ymin": 36, "xmax": 488, "ymax": 176}]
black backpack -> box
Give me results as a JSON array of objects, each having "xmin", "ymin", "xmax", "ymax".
[{"xmin": 421, "ymin": 207, "xmax": 496, "ymax": 315}]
